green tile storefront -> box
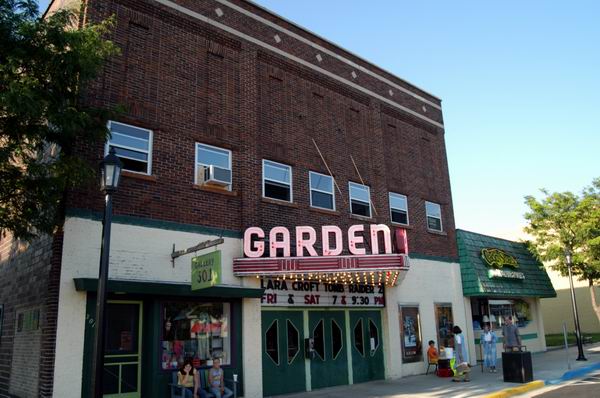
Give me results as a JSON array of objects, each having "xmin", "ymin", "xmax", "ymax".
[{"xmin": 457, "ymin": 230, "xmax": 556, "ymax": 355}]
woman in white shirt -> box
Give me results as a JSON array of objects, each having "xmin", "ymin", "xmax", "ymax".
[{"xmin": 481, "ymin": 323, "xmax": 498, "ymax": 372}]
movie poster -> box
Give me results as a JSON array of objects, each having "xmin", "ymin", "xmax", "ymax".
[{"xmin": 400, "ymin": 306, "xmax": 422, "ymax": 363}]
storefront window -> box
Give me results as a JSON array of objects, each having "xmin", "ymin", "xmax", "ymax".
[
  {"xmin": 435, "ymin": 304, "xmax": 454, "ymax": 349},
  {"xmin": 161, "ymin": 302, "xmax": 230, "ymax": 370},
  {"xmin": 490, "ymin": 299, "xmax": 531, "ymax": 328},
  {"xmin": 400, "ymin": 306, "xmax": 422, "ymax": 363}
]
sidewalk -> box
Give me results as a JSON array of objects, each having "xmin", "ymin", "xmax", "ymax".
[{"xmin": 278, "ymin": 343, "xmax": 600, "ymax": 398}]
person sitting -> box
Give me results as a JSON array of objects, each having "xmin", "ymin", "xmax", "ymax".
[
  {"xmin": 177, "ymin": 358, "xmax": 207, "ymax": 398},
  {"xmin": 426, "ymin": 340, "xmax": 439, "ymax": 375},
  {"xmin": 208, "ymin": 358, "xmax": 233, "ymax": 398},
  {"xmin": 427, "ymin": 340, "xmax": 439, "ymax": 363}
]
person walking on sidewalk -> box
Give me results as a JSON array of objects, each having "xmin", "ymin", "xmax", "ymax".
[
  {"xmin": 452, "ymin": 325, "xmax": 471, "ymax": 382},
  {"xmin": 502, "ymin": 316, "xmax": 521, "ymax": 351},
  {"xmin": 481, "ymin": 323, "xmax": 497, "ymax": 372}
]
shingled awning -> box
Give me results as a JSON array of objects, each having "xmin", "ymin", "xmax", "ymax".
[{"xmin": 457, "ymin": 229, "xmax": 556, "ymax": 298}]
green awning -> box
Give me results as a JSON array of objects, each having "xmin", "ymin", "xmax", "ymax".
[
  {"xmin": 457, "ymin": 230, "xmax": 556, "ymax": 298},
  {"xmin": 73, "ymin": 278, "xmax": 264, "ymax": 298}
]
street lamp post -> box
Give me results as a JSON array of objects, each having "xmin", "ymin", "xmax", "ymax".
[
  {"xmin": 565, "ymin": 249, "xmax": 587, "ymax": 361},
  {"xmin": 91, "ymin": 148, "xmax": 123, "ymax": 397}
]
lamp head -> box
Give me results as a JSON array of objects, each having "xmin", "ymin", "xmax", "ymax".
[{"xmin": 100, "ymin": 147, "xmax": 123, "ymax": 193}]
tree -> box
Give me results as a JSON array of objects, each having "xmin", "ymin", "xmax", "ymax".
[
  {"xmin": 0, "ymin": 0, "xmax": 118, "ymax": 240},
  {"xmin": 524, "ymin": 177, "xmax": 600, "ymax": 323}
]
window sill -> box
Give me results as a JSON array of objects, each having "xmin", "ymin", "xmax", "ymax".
[
  {"xmin": 391, "ymin": 222, "xmax": 412, "ymax": 229},
  {"xmin": 309, "ymin": 207, "xmax": 340, "ymax": 216},
  {"xmin": 193, "ymin": 184, "xmax": 238, "ymax": 197},
  {"xmin": 121, "ymin": 170, "xmax": 157, "ymax": 182},
  {"xmin": 349, "ymin": 214, "xmax": 374, "ymax": 222},
  {"xmin": 261, "ymin": 197, "xmax": 299, "ymax": 208},
  {"xmin": 427, "ymin": 229, "xmax": 447, "ymax": 236}
]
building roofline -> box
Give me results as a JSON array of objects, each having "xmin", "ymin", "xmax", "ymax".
[{"xmin": 241, "ymin": 0, "xmax": 442, "ymax": 102}]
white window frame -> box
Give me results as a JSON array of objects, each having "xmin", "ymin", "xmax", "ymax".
[
  {"xmin": 195, "ymin": 143, "xmax": 232, "ymax": 190},
  {"xmin": 425, "ymin": 201, "xmax": 443, "ymax": 232},
  {"xmin": 262, "ymin": 159, "xmax": 293, "ymax": 202},
  {"xmin": 309, "ymin": 171, "xmax": 335, "ymax": 211},
  {"xmin": 349, "ymin": 182, "xmax": 371, "ymax": 218},
  {"xmin": 389, "ymin": 192, "xmax": 409, "ymax": 226},
  {"xmin": 105, "ymin": 120, "xmax": 153, "ymax": 175}
]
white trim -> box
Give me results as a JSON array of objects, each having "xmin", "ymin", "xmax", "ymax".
[
  {"xmin": 286, "ymin": 319, "xmax": 301, "ymax": 365},
  {"xmin": 368, "ymin": 318, "xmax": 380, "ymax": 357},
  {"xmin": 152, "ymin": 0, "xmax": 444, "ymax": 129},
  {"xmin": 330, "ymin": 318, "xmax": 344, "ymax": 360},
  {"xmin": 262, "ymin": 159, "xmax": 293, "ymax": 202},
  {"xmin": 353, "ymin": 318, "xmax": 365, "ymax": 357},
  {"xmin": 349, "ymin": 182, "xmax": 371, "ymax": 218},
  {"xmin": 264, "ymin": 319, "xmax": 280, "ymax": 365},
  {"xmin": 219, "ymin": 0, "xmax": 442, "ymax": 105},
  {"xmin": 389, "ymin": 192, "xmax": 409, "ymax": 226},
  {"xmin": 425, "ymin": 201, "xmax": 443, "ymax": 232},
  {"xmin": 106, "ymin": 120, "xmax": 153, "ymax": 175},
  {"xmin": 195, "ymin": 142, "xmax": 232, "ymax": 189},
  {"xmin": 309, "ymin": 171, "xmax": 335, "ymax": 211}
]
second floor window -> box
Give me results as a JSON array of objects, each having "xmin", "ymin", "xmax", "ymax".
[
  {"xmin": 425, "ymin": 201, "xmax": 443, "ymax": 232},
  {"xmin": 389, "ymin": 193, "xmax": 409, "ymax": 225},
  {"xmin": 195, "ymin": 143, "xmax": 232, "ymax": 190},
  {"xmin": 106, "ymin": 121, "xmax": 152, "ymax": 174},
  {"xmin": 349, "ymin": 182, "xmax": 371, "ymax": 217},
  {"xmin": 263, "ymin": 160, "xmax": 292, "ymax": 202},
  {"xmin": 310, "ymin": 171, "xmax": 335, "ymax": 210}
]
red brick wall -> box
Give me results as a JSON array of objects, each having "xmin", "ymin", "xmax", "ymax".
[{"xmin": 71, "ymin": 0, "xmax": 456, "ymax": 259}]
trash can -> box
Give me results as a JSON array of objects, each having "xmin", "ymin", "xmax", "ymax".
[{"xmin": 502, "ymin": 351, "xmax": 533, "ymax": 383}]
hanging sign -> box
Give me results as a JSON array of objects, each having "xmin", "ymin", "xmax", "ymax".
[
  {"xmin": 191, "ymin": 251, "xmax": 222, "ymax": 290},
  {"xmin": 260, "ymin": 278, "xmax": 385, "ymax": 307}
]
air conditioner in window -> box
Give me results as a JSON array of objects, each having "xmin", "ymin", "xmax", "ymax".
[{"xmin": 200, "ymin": 165, "xmax": 232, "ymax": 187}]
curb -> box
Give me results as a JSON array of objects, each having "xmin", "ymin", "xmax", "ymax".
[
  {"xmin": 545, "ymin": 361, "xmax": 600, "ymax": 385},
  {"xmin": 481, "ymin": 380, "xmax": 545, "ymax": 398}
]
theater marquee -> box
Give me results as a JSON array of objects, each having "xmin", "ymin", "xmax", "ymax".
[{"xmin": 234, "ymin": 224, "xmax": 410, "ymax": 287}]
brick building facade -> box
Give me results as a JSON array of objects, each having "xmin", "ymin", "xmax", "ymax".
[{"xmin": 0, "ymin": 1, "xmax": 469, "ymax": 397}]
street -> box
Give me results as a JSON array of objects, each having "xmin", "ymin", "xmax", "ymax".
[{"xmin": 523, "ymin": 370, "xmax": 600, "ymax": 398}]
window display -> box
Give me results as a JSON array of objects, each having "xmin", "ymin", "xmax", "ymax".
[
  {"xmin": 400, "ymin": 306, "xmax": 422, "ymax": 363},
  {"xmin": 161, "ymin": 302, "xmax": 230, "ymax": 370}
]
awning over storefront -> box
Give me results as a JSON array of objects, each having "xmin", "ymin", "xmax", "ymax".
[
  {"xmin": 73, "ymin": 278, "xmax": 264, "ymax": 298},
  {"xmin": 456, "ymin": 230, "xmax": 556, "ymax": 298}
]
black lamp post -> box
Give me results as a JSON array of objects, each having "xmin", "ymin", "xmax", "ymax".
[
  {"xmin": 91, "ymin": 148, "xmax": 123, "ymax": 397},
  {"xmin": 565, "ymin": 249, "xmax": 587, "ymax": 361}
]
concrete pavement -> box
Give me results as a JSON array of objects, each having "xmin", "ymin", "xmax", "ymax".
[{"xmin": 275, "ymin": 343, "xmax": 600, "ymax": 398}]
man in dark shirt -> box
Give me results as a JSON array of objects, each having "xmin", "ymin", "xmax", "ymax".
[{"xmin": 502, "ymin": 316, "xmax": 521, "ymax": 351}]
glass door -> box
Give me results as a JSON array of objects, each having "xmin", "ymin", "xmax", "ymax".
[{"xmin": 103, "ymin": 301, "xmax": 143, "ymax": 398}]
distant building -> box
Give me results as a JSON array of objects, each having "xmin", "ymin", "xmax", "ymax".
[{"xmin": 541, "ymin": 269, "xmax": 600, "ymax": 334}]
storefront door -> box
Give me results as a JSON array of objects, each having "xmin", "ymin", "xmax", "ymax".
[
  {"xmin": 308, "ymin": 311, "xmax": 348, "ymax": 389},
  {"xmin": 103, "ymin": 301, "xmax": 143, "ymax": 398},
  {"xmin": 350, "ymin": 310, "xmax": 384, "ymax": 383},
  {"xmin": 262, "ymin": 310, "xmax": 305, "ymax": 397}
]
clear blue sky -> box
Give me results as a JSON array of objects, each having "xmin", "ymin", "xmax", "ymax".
[{"xmin": 39, "ymin": 0, "xmax": 599, "ymax": 239}]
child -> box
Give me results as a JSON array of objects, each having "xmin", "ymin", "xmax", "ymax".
[
  {"xmin": 208, "ymin": 358, "xmax": 233, "ymax": 398},
  {"xmin": 427, "ymin": 340, "xmax": 439, "ymax": 364}
]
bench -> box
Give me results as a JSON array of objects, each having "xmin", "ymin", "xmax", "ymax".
[
  {"xmin": 582, "ymin": 335, "xmax": 593, "ymax": 345},
  {"xmin": 170, "ymin": 369, "xmax": 238, "ymax": 398}
]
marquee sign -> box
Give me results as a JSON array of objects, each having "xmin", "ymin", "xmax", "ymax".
[
  {"xmin": 233, "ymin": 225, "xmax": 409, "ymax": 287},
  {"xmin": 260, "ymin": 278, "xmax": 385, "ymax": 307}
]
